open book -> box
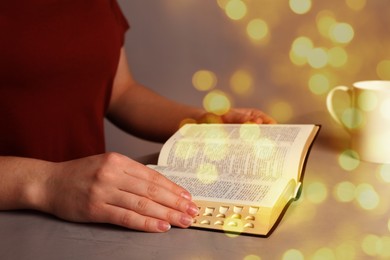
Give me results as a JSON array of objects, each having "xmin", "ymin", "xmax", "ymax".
[{"xmin": 148, "ymin": 123, "xmax": 320, "ymax": 236}]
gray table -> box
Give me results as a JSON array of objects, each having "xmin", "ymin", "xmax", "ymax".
[{"xmin": 1, "ymin": 133, "xmax": 390, "ymax": 260}]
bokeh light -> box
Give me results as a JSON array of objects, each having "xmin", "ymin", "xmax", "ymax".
[
  {"xmin": 338, "ymin": 149, "xmax": 360, "ymax": 171},
  {"xmin": 341, "ymin": 108, "xmax": 364, "ymax": 129},
  {"xmin": 290, "ymin": 36, "xmax": 313, "ymax": 66},
  {"xmin": 239, "ymin": 124, "xmax": 261, "ymax": 141},
  {"xmin": 329, "ymin": 22, "xmax": 354, "ymax": 44},
  {"xmin": 243, "ymin": 255, "xmax": 261, "ymax": 260},
  {"xmin": 309, "ymin": 73, "xmax": 330, "ymax": 95},
  {"xmin": 253, "ymin": 138, "xmax": 276, "ymax": 160},
  {"xmin": 311, "ymin": 247, "xmax": 336, "ymax": 260},
  {"xmin": 289, "ymin": 0, "xmax": 312, "ymax": 15},
  {"xmin": 307, "ymin": 48, "xmax": 328, "ymax": 69},
  {"xmin": 305, "ymin": 181, "xmax": 328, "ymax": 204},
  {"xmin": 335, "ymin": 242, "xmax": 357, "ymax": 260},
  {"xmin": 388, "ymin": 219, "xmax": 390, "ymax": 232},
  {"xmin": 333, "ymin": 181, "xmax": 356, "ymax": 203},
  {"xmin": 360, "ymin": 234, "xmax": 390, "ymax": 258},
  {"xmin": 327, "ymin": 47, "xmax": 348, "ymax": 68},
  {"xmin": 316, "ymin": 11, "xmax": 336, "ymax": 38},
  {"xmin": 362, "ymin": 234, "xmax": 380, "ymax": 257},
  {"xmin": 268, "ymin": 101, "xmax": 294, "ymax": 123},
  {"xmin": 345, "ymin": 0, "xmax": 366, "ymax": 11},
  {"xmin": 357, "ymin": 90, "xmax": 378, "ymax": 112},
  {"xmin": 355, "ymin": 183, "xmax": 380, "ymax": 210},
  {"xmin": 282, "ymin": 249, "xmax": 304, "ymax": 260},
  {"xmin": 230, "ymin": 69, "xmax": 254, "ymax": 96},
  {"xmin": 378, "ymin": 164, "xmax": 390, "ymax": 183},
  {"xmin": 192, "ymin": 70, "xmax": 217, "ymax": 91},
  {"xmin": 196, "ymin": 163, "xmax": 219, "ymax": 184},
  {"xmin": 216, "ymin": 0, "xmax": 229, "ymax": 9},
  {"xmin": 225, "ymin": 0, "xmax": 247, "ymax": 20},
  {"xmin": 377, "ymin": 60, "xmax": 390, "ymax": 80},
  {"xmin": 204, "ymin": 141, "xmax": 228, "ymax": 161},
  {"xmin": 203, "ymin": 90, "xmax": 232, "ymax": 115},
  {"xmin": 246, "ymin": 19, "xmax": 269, "ymax": 42}
]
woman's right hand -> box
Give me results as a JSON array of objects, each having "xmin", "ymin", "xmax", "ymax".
[{"xmin": 39, "ymin": 152, "xmax": 199, "ymax": 232}]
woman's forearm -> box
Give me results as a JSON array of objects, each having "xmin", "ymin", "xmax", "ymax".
[
  {"xmin": 106, "ymin": 83, "xmax": 205, "ymax": 142},
  {"xmin": 0, "ymin": 156, "xmax": 52, "ymax": 211}
]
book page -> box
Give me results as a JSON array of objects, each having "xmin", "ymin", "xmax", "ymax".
[
  {"xmin": 157, "ymin": 124, "xmax": 317, "ymax": 182},
  {"xmin": 148, "ymin": 165, "xmax": 295, "ymax": 208}
]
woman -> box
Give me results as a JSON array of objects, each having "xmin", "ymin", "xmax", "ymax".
[{"xmin": 0, "ymin": 0, "xmax": 275, "ymax": 232}]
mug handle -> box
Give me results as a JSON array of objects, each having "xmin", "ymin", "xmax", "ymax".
[{"xmin": 326, "ymin": 86, "xmax": 352, "ymax": 128}]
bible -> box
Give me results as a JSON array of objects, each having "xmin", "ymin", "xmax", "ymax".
[{"xmin": 148, "ymin": 123, "xmax": 320, "ymax": 236}]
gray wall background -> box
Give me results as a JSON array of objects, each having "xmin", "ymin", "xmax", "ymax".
[{"xmin": 106, "ymin": 0, "xmax": 390, "ymax": 158}]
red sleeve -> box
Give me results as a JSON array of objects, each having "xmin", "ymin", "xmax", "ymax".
[{"xmin": 110, "ymin": 0, "xmax": 130, "ymax": 45}]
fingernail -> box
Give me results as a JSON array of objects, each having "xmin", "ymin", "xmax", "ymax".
[
  {"xmin": 158, "ymin": 221, "xmax": 171, "ymax": 232},
  {"xmin": 181, "ymin": 191, "xmax": 192, "ymax": 201},
  {"xmin": 180, "ymin": 215, "xmax": 194, "ymax": 227},
  {"xmin": 187, "ymin": 204, "xmax": 199, "ymax": 217}
]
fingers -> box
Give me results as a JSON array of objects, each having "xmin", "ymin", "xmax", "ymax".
[
  {"xmin": 221, "ymin": 108, "xmax": 276, "ymax": 124},
  {"xmin": 102, "ymin": 204, "xmax": 173, "ymax": 232},
  {"xmin": 99, "ymin": 157, "xmax": 198, "ymax": 230},
  {"xmin": 116, "ymin": 172, "xmax": 199, "ymax": 218},
  {"xmin": 105, "ymin": 190, "xmax": 196, "ymax": 231},
  {"xmin": 121, "ymin": 160, "xmax": 193, "ymax": 201}
]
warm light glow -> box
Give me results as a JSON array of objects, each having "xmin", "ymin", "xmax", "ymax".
[
  {"xmin": 230, "ymin": 69, "xmax": 254, "ymax": 96},
  {"xmin": 217, "ymin": 0, "xmax": 229, "ymax": 9},
  {"xmin": 311, "ymin": 247, "xmax": 336, "ymax": 260},
  {"xmin": 203, "ymin": 90, "xmax": 231, "ymax": 115},
  {"xmin": 268, "ymin": 101, "xmax": 294, "ymax": 123},
  {"xmin": 225, "ymin": 0, "xmax": 247, "ymax": 20},
  {"xmin": 196, "ymin": 163, "xmax": 219, "ymax": 184},
  {"xmin": 328, "ymin": 46, "xmax": 348, "ymax": 67},
  {"xmin": 253, "ymin": 138, "xmax": 276, "ymax": 160},
  {"xmin": 377, "ymin": 60, "xmax": 390, "ymax": 80},
  {"xmin": 341, "ymin": 108, "xmax": 364, "ymax": 129},
  {"xmin": 282, "ymin": 249, "xmax": 304, "ymax": 260},
  {"xmin": 239, "ymin": 124, "xmax": 261, "ymax": 141},
  {"xmin": 316, "ymin": 11, "xmax": 337, "ymax": 38},
  {"xmin": 204, "ymin": 141, "xmax": 228, "ymax": 161},
  {"xmin": 306, "ymin": 182, "xmax": 327, "ymax": 204},
  {"xmin": 338, "ymin": 150, "xmax": 360, "ymax": 171},
  {"xmin": 335, "ymin": 242, "xmax": 357, "ymax": 260},
  {"xmin": 192, "ymin": 70, "xmax": 217, "ymax": 91},
  {"xmin": 247, "ymin": 19, "xmax": 269, "ymax": 41},
  {"xmin": 334, "ymin": 181, "xmax": 356, "ymax": 202},
  {"xmin": 290, "ymin": 36, "xmax": 313, "ymax": 66},
  {"xmin": 309, "ymin": 73, "xmax": 330, "ymax": 95},
  {"xmin": 379, "ymin": 164, "xmax": 390, "ymax": 183},
  {"xmin": 362, "ymin": 234, "xmax": 381, "ymax": 257},
  {"xmin": 355, "ymin": 183, "xmax": 380, "ymax": 210},
  {"xmin": 307, "ymin": 48, "xmax": 328, "ymax": 68},
  {"xmin": 243, "ymin": 255, "xmax": 261, "ymax": 260},
  {"xmin": 388, "ymin": 219, "xmax": 390, "ymax": 232},
  {"xmin": 289, "ymin": 0, "xmax": 312, "ymax": 15},
  {"xmin": 346, "ymin": 0, "xmax": 366, "ymax": 11},
  {"xmin": 358, "ymin": 90, "xmax": 378, "ymax": 112},
  {"xmin": 330, "ymin": 23, "xmax": 354, "ymax": 44}
]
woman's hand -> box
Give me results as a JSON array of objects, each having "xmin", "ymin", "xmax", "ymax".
[{"xmin": 41, "ymin": 153, "xmax": 198, "ymax": 232}]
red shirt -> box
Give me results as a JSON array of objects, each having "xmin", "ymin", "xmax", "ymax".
[{"xmin": 0, "ymin": 0, "xmax": 129, "ymax": 162}]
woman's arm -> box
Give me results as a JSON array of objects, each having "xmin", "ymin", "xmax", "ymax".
[
  {"xmin": 0, "ymin": 154, "xmax": 198, "ymax": 232},
  {"xmin": 106, "ymin": 48, "xmax": 275, "ymax": 143}
]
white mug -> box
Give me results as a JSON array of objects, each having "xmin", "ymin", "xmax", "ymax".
[{"xmin": 326, "ymin": 80, "xmax": 390, "ymax": 164}]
